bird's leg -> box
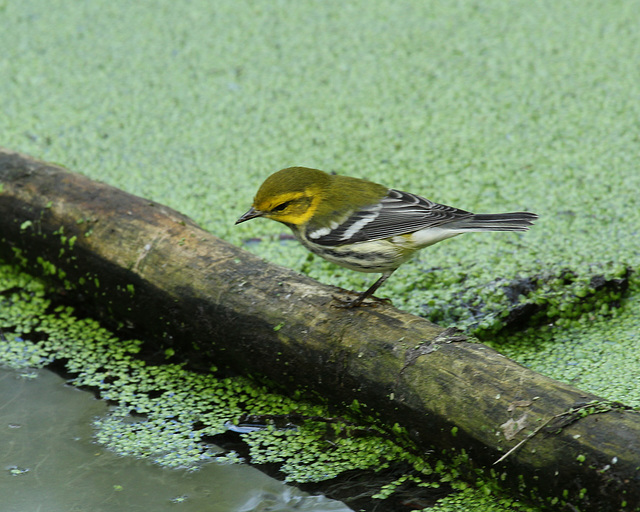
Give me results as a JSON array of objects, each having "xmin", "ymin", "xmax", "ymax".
[{"xmin": 332, "ymin": 272, "xmax": 393, "ymax": 308}]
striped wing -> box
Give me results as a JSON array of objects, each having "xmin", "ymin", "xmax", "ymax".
[{"xmin": 307, "ymin": 189, "xmax": 473, "ymax": 246}]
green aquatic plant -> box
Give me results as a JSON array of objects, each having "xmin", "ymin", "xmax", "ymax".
[
  {"xmin": 0, "ymin": 260, "xmax": 549, "ymax": 509},
  {"xmin": 0, "ymin": 262, "xmax": 439, "ymax": 496}
]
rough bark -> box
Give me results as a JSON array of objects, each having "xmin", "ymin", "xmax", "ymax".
[{"xmin": 0, "ymin": 148, "xmax": 638, "ymax": 511}]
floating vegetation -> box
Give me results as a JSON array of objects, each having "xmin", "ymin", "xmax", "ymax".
[{"xmin": 1, "ymin": 261, "xmax": 539, "ymax": 510}]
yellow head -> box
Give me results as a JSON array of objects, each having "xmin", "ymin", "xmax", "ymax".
[{"xmin": 236, "ymin": 167, "xmax": 331, "ymax": 226}]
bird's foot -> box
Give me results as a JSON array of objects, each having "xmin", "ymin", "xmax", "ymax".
[{"xmin": 331, "ymin": 294, "xmax": 392, "ymax": 309}]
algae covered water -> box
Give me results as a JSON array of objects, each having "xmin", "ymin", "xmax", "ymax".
[
  {"xmin": 0, "ymin": 262, "xmax": 542, "ymax": 512},
  {"xmin": 0, "ymin": 366, "xmax": 351, "ymax": 512}
]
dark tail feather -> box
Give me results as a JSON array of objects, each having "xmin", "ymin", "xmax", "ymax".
[{"xmin": 451, "ymin": 212, "xmax": 538, "ymax": 232}]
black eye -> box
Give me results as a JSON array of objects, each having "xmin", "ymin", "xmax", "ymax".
[{"xmin": 272, "ymin": 201, "xmax": 292, "ymax": 212}]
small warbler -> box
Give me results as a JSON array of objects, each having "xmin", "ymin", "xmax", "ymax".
[{"xmin": 236, "ymin": 167, "xmax": 538, "ymax": 308}]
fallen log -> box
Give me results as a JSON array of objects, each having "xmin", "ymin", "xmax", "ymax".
[{"xmin": 0, "ymin": 147, "xmax": 638, "ymax": 511}]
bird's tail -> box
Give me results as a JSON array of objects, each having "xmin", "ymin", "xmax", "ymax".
[{"xmin": 449, "ymin": 212, "xmax": 538, "ymax": 232}]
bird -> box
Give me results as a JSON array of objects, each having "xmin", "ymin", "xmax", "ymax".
[{"xmin": 236, "ymin": 166, "xmax": 538, "ymax": 308}]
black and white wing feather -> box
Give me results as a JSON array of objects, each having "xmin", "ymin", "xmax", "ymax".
[{"xmin": 307, "ymin": 189, "xmax": 473, "ymax": 246}]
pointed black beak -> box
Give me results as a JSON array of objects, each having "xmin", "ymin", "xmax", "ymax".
[{"xmin": 235, "ymin": 207, "xmax": 263, "ymax": 225}]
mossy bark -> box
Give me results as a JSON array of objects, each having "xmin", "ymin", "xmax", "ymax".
[{"xmin": 1, "ymin": 147, "xmax": 638, "ymax": 511}]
